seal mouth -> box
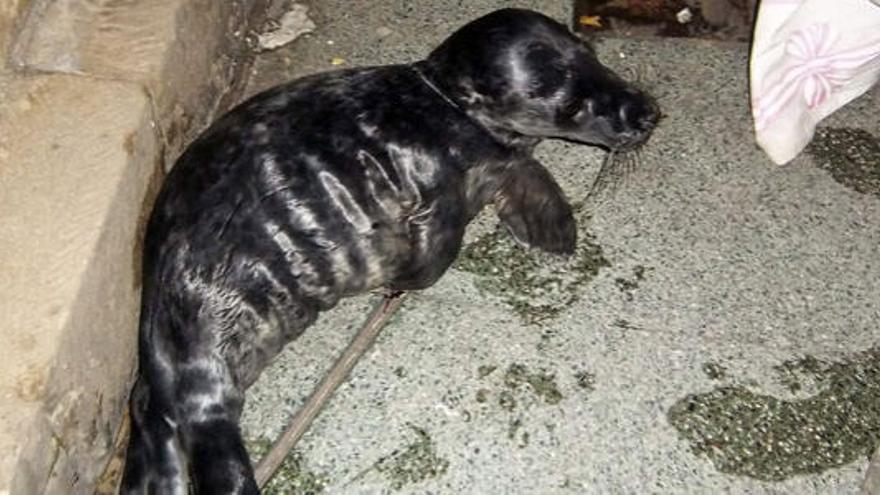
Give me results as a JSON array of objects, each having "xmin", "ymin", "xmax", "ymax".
[
  {"xmin": 611, "ymin": 133, "xmax": 652, "ymax": 153},
  {"xmin": 612, "ymin": 141, "xmax": 644, "ymax": 153}
]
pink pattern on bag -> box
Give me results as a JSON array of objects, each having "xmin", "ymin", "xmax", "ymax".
[{"xmin": 752, "ymin": 23, "xmax": 880, "ymax": 131}]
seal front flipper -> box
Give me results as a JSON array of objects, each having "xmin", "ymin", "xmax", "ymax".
[{"xmin": 494, "ymin": 159, "xmax": 576, "ymax": 255}]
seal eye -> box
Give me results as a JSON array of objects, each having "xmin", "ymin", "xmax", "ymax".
[{"xmin": 522, "ymin": 43, "xmax": 566, "ymax": 98}]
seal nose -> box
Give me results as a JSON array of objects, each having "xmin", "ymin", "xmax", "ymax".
[
  {"xmin": 620, "ymin": 99, "xmax": 660, "ymax": 134},
  {"xmin": 639, "ymin": 99, "xmax": 661, "ymax": 131},
  {"xmin": 612, "ymin": 96, "xmax": 660, "ymax": 151}
]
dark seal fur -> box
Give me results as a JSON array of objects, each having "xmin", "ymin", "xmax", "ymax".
[{"xmin": 121, "ymin": 8, "xmax": 658, "ymax": 494}]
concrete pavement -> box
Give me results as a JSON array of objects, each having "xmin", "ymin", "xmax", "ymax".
[{"xmin": 239, "ymin": 2, "xmax": 880, "ymax": 493}]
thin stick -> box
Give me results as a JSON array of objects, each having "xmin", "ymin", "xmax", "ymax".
[{"xmin": 254, "ymin": 291, "xmax": 409, "ymax": 488}]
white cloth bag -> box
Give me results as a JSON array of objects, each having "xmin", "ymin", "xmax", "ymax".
[{"xmin": 749, "ymin": 0, "xmax": 880, "ymax": 164}]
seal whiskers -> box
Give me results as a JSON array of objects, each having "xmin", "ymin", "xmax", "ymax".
[{"xmin": 582, "ymin": 145, "xmax": 652, "ymax": 213}]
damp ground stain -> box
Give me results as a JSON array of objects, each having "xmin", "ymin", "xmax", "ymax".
[
  {"xmin": 668, "ymin": 346, "xmax": 880, "ymax": 481},
  {"xmin": 374, "ymin": 425, "xmax": 450, "ymax": 490},
  {"xmin": 455, "ymin": 223, "xmax": 609, "ymax": 324},
  {"xmin": 575, "ymin": 370, "xmax": 597, "ymax": 392},
  {"xmin": 701, "ymin": 361, "xmax": 727, "ymax": 381},
  {"xmin": 475, "ymin": 362, "xmax": 594, "ymax": 411},
  {"xmin": 474, "ymin": 363, "xmax": 588, "ymax": 449},
  {"xmin": 503, "ymin": 363, "xmax": 564, "ymax": 405},
  {"xmin": 774, "ymin": 355, "xmax": 824, "ymax": 394},
  {"xmin": 246, "ymin": 437, "xmax": 329, "ymax": 494},
  {"xmin": 614, "ymin": 265, "xmax": 651, "ymax": 301},
  {"xmin": 478, "ymin": 364, "xmax": 498, "ymax": 379},
  {"xmin": 806, "ymin": 127, "xmax": 880, "ymax": 196}
]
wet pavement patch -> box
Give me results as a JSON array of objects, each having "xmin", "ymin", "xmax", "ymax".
[
  {"xmin": 507, "ymin": 417, "xmax": 530, "ymax": 448},
  {"xmin": 615, "ymin": 265, "xmax": 651, "ymax": 301},
  {"xmin": 774, "ymin": 355, "xmax": 824, "ymax": 394},
  {"xmin": 478, "ymin": 365, "xmax": 498, "ymax": 379},
  {"xmin": 701, "ymin": 361, "xmax": 727, "ymax": 381},
  {"xmin": 373, "ymin": 425, "xmax": 450, "ymax": 490},
  {"xmin": 246, "ymin": 437, "xmax": 330, "ymax": 494},
  {"xmin": 455, "ymin": 224, "xmax": 609, "ymax": 324},
  {"xmin": 575, "ymin": 370, "xmax": 597, "ymax": 391},
  {"xmin": 668, "ymin": 346, "xmax": 880, "ymax": 480},
  {"xmin": 613, "ymin": 318, "xmax": 640, "ymax": 330},
  {"xmin": 503, "ymin": 363, "xmax": 564, "ymax": 405},
  {"xmin": 806, "ymin": 127, "xmax": 880, "ymax": 197},
  {"xmin": 472, "ymin": 363, "xmax": 594, "ymax": 448},
  {"xmin": 474, "ymin": 363, "xmax": 596, "ymax": 408}
]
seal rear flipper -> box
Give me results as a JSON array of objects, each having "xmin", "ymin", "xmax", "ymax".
[
  {"xmin": 494, "ymin": 159, "xmax": 576, "ymax": 255},
  {"xmin": 182, "ymin": 417, "xmax": 258, "ymax": 494},
  {"xmin": 171, "ymin": 352, "xmax": 258, "ymax": 494},
  {"xmin": 120, "ymin": 377, "xmax": 188, "ymax": 495}
]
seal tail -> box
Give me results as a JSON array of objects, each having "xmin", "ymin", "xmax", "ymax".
[
  {"xmin": 121, "ymin": 289, "xmax": 190, "ymax": 495},
  {"xmin": 174, "ymin": 348, "xmax": 258, "ymax": 494},
  {"xmin": 122, "ymin": 319, "xmax": 259, "ymax": 493},
  {"xmin": 180, "ymin": 415, "xmax": 259, "ymax": 494},
  {"xmin": 120, "ymin": 375, "xmax": 188, "ymax": 495},
  {"xmin": 121, "ymin": 369, "xmax": 259, "ymax": 494}
]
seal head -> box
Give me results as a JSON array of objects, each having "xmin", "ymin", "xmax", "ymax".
[{"xmin": 423, "ymin": 8, "xmax": 659, "ymax": 151}]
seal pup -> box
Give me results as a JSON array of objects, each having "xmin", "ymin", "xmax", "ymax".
[{"xmin": 121, "ymin": 8, "xmax": 659, "ymax": 494}]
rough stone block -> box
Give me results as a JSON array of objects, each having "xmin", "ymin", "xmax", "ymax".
[
  {"xmin": 0, "ymin": 0, "xmax": 29, "ymax": 61},
  {"xmin": 0, "ymin": 73, "xmax": 159, "ymax": 494},
  {"xmin": 10, "ymin": 0, "xmax": 263, "ymax": 167}
]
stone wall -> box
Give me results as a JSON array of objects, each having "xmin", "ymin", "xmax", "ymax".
[
  {"xmin": 0, "ymin": 1, "xmax": 270, "ymax": 492},
  {"xmin": 0, "ymin": 0, "xmax": 29, "ymax": 60}
]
